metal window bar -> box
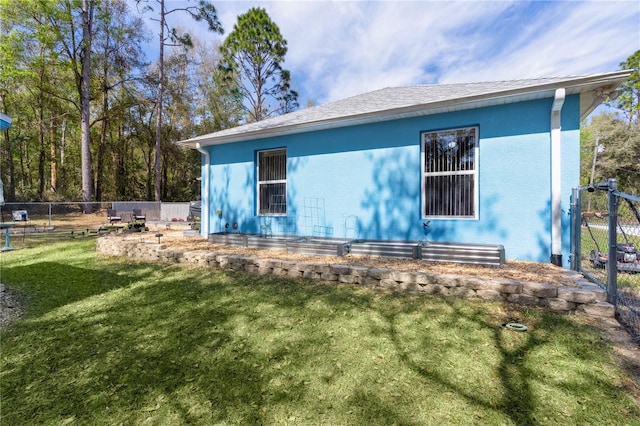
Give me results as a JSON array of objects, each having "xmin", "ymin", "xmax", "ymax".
[
  {"xmin": 259, "ymin": 183, "xmax": 286, "ymax": 215},
  {"xmin": 269, "ymin": 194, "xmax": 287, "ymax": 216},
  {"xmin": 257, "ymin": 149, "xmax": 287, "ymax": 215},
  {"xmin": 423, "ymin": 128, "xmax": 476, "ymax": 217}
]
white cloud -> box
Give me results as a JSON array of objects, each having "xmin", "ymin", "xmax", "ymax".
[
  {"xmin": 441, "ymin": 1, "xmax": 639, "ymax": 83},
  {"xmin": 262, "ymin": 2, "xmax": 509, "ymax": 102},
  {"xmin": 265, "ymin": 1, "xmax": 517, "ymax": 102},
  {"xmin": 147, "ymin": 0, "xmax": 640, "ymax": 104}
]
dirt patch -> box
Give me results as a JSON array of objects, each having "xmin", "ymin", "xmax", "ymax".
[
  {"xmin": 579, "ymin": 315, "xmax": 640, "ymax": 405},
  {"xmin": 0, "ymin": 285, "xmax": 27, "ymax": 329}
]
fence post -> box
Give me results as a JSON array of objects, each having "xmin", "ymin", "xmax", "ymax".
[
  {"xmin": 570, "ymin": 187, "xmax": 580, "ymax": 271},
  {"xmin": 607, "ymin": 178, "xmax": 618, "ymax": 305}
]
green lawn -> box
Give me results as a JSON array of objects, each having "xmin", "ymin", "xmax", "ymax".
[{"xmin": 1, "ymin": 240, "xmax": 638, "ymax": 425}]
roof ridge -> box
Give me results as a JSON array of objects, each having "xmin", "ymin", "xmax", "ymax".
[
  {"xmin": 403, "ymin": 76, "xmax": 579, "ymax": 89},
  {"xmin": 322, "ymin": 71, "xmax": 630, "ymax": 105}
]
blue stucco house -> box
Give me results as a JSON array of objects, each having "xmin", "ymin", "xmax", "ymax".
[
  {"xmin": 0, "ymin": 112, "xmax": 11, "ymax": 131},
  {"xmin": 178, "ymin": 71, "xmax": 629, "ymax": 267}
]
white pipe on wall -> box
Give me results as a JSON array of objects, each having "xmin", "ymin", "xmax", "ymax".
[
  {"xmin": 550, "ymin": 88, "xmax": 565, "ymax": 266},
  {"xmin": 195, "ymin": 143, "xmax": 210, "ymax": 237}
]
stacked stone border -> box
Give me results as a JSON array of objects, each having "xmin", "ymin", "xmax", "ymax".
[{"xmin": 96, "ymin": 237, "xmax": 614, "ymax": 317}]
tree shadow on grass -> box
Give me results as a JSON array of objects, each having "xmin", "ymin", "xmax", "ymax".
[
  {"xmin": 1, "ymin": 261, "xmax": 638, "ymax": 425},
  {"xmin": 374, "ymin": 295, "xmax": 632, "ymax": 425},
  {"xmin": 0, "ymin": 261, "xmax": 156, "ymax": 318},
  {"xmin": 2, "ymin": 265, "xmax": 339, "ymax": 424},
  {"xmin": 2, "ymin": 267, "xmax": 248, "ymax": 423}
]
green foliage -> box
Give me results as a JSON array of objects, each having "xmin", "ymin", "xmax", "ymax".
[
  {"xmin": 582, "ymin": 113, "xmax": 640, "ymax": 194},
  {"xmin": 190, "ymin": 0, "xmax": 223, "ymax": 33},
  {"xmin": 137, "ymin": 0, "xmax": 223, "ymax": 202},
  {"xmin": 1, "ymin": 241, "xmax": 639, "ymax": 424},
  {"xmin": 194, "ymin": 40, "xmax": 244, "ymax": 133},
  {"xmin": 125, "ymin": 221, "xmax": 148, "ymax": 232},
  {"xmin": 219, "ymin": 7, "xmax": 298, "ymax": 122},
  {"xmin": 608, "ymin": 50, "xmax": 640, "ymax": 123},
  {"xmin": 0, "ymin": 0, "xmax": 233, "ymax": 202},
  {"xmin": 136, "ymin": 0, "xmax": 223, "ymax": 45},
  {"xmin": 0, "ymin": 0, "xmax": 81, "ymax": 200}
]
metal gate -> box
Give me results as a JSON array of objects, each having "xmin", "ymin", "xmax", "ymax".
[{"xmin": 571, "ymin": 178, "xmax": 640, "ymax": 340}]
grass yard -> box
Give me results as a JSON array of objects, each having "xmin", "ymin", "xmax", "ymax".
[{"xmin": 1, "ymin": 240, "xmax": 639, "ymax": 425}]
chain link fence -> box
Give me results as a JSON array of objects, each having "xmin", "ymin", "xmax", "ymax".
[
  {"xmin": 0, "ymin": 202, "xmax": 194, "ymax": 249},
  {"xmin": 572, "ymin": 179, "xmax": 640, "ymax": 341},
  {"xmin": 0, "ymin": 201, "xmax": 198, "ymax": 226}
]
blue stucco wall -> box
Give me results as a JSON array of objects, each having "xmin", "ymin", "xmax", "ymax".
[{"xmin": 200, "ymin": 94, "xmax": 581, "ymax": 266}]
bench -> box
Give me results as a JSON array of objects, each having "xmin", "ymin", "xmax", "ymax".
[
  {"xmin": 107, "ymin": 209, "xmax": 122, "ymax": 225},
  {"xmin": 132, "ymin": 208, "xmax": 146, "ymax": 223}
]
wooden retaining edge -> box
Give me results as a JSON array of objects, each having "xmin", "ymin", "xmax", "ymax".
[{"xmin": 95, "ymin": 237, "xmax": 614, "ymax": 317}]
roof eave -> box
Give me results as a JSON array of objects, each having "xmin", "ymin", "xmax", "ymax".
[
  {"xmin": 178, "ymin": 92, "xmax": 540, "ymax": 149},
  {"xmin": 178, "ymin": 70, "xmax": 631, "ymax": 149},
  {"xmin": 0, "ymin": 112, "xmax": 12, "ymax": 130}
]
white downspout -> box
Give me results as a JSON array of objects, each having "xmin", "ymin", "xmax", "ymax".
[
  {"xmin": 550, "ymin": 88, "xmax": 565, "ymax": 266},
  {"xmin": 195, "ymin": 143, "xmax": 210, "ymax": 237}
]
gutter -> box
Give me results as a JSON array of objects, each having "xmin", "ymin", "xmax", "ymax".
[
  {"xmin": 550, "ymin": 88, "xmax": 565, "ymax": 266},
  {"xmin": 195, "ymin": 143, "xmax": 210, "ymax": 237}
]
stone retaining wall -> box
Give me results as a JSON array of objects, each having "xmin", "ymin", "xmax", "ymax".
[{"xmin": 96, "ymin": 236, "xmax": 614, "ymax": 317}]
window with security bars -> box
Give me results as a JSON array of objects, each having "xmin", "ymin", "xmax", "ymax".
[
  {"xmin": 422, "ymin": 127, "xmax": 478, "ymax": 218},
  {"xmin": 257, "ymin": 149, "xmax": 287, "ymax": 215}
]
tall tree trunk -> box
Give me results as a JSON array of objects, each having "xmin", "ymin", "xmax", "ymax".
[
  {"xmin": 0, "ymin": 95, "xmax": 15, "ymax": 201},
  {"xmin": 49, "ymin": 116, "xmax": 57, "ymax": 192},
  {"xmin": 96, "ymin": 87, "xmax": 109, "ymax": 202},
  {"xmin": 96, "ymin": 121, "xmax": 106, "ymax": 201},
  {"xmin": 154, "ymin": 0, "xmax": 165, "ymax": 202},
  {"xmin": 37, "ymin": 103, "xmax": 45, "ymax": 199},
  {"xmin": 147, "ymin": 148, "xmax": 153, "ymax": 201},
  {"xmin": 36, "ymin": 51, "xmax": 46, "ymax": 199},
  {"xmin": 80, "ymin": 0, "xmax": 94, "ymax": 211},
  {"xmin": 162, "ymin": 150, "xmax": 168, "ymax": 200},
  {"xmin": 116, "ymin": 126, "xmax": 124, "ymax": 198},
  {"xmin": 37, "ymin": 74, "xmax": 46, "ymax": 199},
  {"xmin": 59, "ymin": 118, "xmax": 66, "ymax": 192},
  {"xmin": 19, "ymin": 136, "xmax": 27, "ymax": 193},
  {"xmin": 116, "ymin": 122, "xmax": 126, "ymax": 198},
  {"xmin": 2, "ymin": 129, "xmax": 14, "ymax": 201}
]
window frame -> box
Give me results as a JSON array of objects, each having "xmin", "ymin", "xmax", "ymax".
[
  {"xmin": 256, "ymin": 148, "xmax": 287, "ymax": 216},
  {"xmin": 420, "ymin": 126, "xmax": 479, "ymax": 219}
]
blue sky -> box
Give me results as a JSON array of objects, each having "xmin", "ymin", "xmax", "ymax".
[{"xmin": 131, "ymin": 0, "xmax": 640, "ymax": 107}]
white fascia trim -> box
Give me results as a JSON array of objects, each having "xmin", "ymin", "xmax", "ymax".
[{"xmin": 550, "ymin": 88, "xmax": 566, "ymax": 259}]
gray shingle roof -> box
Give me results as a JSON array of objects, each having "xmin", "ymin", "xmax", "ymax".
[{"xmin": 179, "ymin": 71, "xmax": 630, "ymax": 148}]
